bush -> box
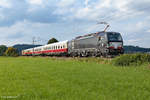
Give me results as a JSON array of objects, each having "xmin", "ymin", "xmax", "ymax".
[
  {"xmin": 112, "ymin": 53, "xmax": 150, "ymax": 66},
  {"xmin": 4, "ymin": 47, "xmax": 19, "ymax": 57},
  {"xmin": 0, "ymin": 45, "xmax": 7, "ymax": 56},
  {"xmin": 47, "ymin": 38, "xmax": 58, "ymax": 44}
]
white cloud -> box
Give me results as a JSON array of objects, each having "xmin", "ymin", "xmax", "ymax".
[
  {"xmin": 0, "ymin": 13, "xmax": 5, "ymax": 21},
  {"xmin": 147, "ymin": 30, "xmax": 150, "ymax": 33},
  {"xmin": 85, "ymin": 0, "xmax": 89, "ymax": 7},
  {"xmin": 56, "ymin": 0, "xmax": 149, "ymax": 22},
  {"xmin": 27, "ymin": 0, "xmax": 43, "ymax": 5},
  {"xmin": 0, "ymin": 0, "xmax": 11, "ymax": 8},
  {"xmin": 127, "ymin": 39, "xmax": 141, "ymax": 43},
  {"xmin": 0, "ymin": 20, "xmax": 87, "ymax": 46},
  {"xmin": 57, "ymin": 0, "xmax": 75, "ymax": 7}
]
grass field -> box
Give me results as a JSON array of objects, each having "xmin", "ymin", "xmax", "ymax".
[{"xmin": 0, "ymin": 57, "xmax": 150, "ymax": 100}]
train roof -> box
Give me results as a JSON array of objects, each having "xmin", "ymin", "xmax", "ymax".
[
  {"xmin": 43, "ymin": 40, "xmax": 68, "ymax": 47},
  {"xmin": 23, "ymin": 40, "xmax": 68, "ymax": 51},
  {"xmin": 74, "ymin": 31, "xmax": 120, "ymax": 40}
]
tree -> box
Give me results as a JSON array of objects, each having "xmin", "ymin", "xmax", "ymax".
[
  {"xmin": 0, "ymin": 45, "xmax": 7, "ymax": 56},
  {"xmin": 4, "ymin": 47, "xmax": 19, "ymax": 57},
  {"xmin": 47, "ymin": 38, "xmax": 59, "ymax": 44}
]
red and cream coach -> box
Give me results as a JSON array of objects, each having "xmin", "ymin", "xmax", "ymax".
[{"xmin": 22, "ymin": 40, "xmax": 68, "ymax": 56}]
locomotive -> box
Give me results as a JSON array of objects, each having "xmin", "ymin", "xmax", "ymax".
[{"xmin": 22, "ymin": 31, "xmax": 124, "ymax": 57}]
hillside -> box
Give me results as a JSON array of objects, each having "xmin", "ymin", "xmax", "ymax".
[
  {"xmin": 124, "ymin": 45, "xmax": 150, "ymax": 53},
  {"xmin": 13, "ymin": 44, "xmax": 42, "ymax": 55}
]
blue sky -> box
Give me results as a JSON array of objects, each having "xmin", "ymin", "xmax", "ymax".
[{"xmin": 0, "ymin": 0, "xmax": 150, "ymax": 48}]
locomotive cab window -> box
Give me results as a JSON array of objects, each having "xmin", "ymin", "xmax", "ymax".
[{"xmin": 107, "ymin": 33, "xmax": 122, "ymax": 42}]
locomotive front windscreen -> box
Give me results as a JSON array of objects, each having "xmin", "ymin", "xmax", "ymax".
[{"xmin": 107, "ymin": 32, "xmax": 122, "ymax": 42}]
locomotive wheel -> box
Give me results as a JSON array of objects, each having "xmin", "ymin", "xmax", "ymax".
[
  {"xmin": 78, "ymin": 53, "xmax": 82, "ymax": 57},
  {"xmin": 81, "ymin": 52, "xmax": 88, "ymax": 57},
  {"xmin": 72, "ymin": 52, "xmax": 78, "ymax": 57}
]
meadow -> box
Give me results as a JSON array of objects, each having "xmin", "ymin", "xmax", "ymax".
[{"xmin": 0, "ymin": 57, "xmax": 150, "ymax": 100}]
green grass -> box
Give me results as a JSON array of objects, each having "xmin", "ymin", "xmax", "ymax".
[{"xmin": 0, "ymin": 57, "xmax": 150, "ymax": 100}]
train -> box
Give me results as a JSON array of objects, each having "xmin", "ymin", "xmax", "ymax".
[{"xmin": 22, "ymin": 31, "xmax": 124, "ymax": 57}]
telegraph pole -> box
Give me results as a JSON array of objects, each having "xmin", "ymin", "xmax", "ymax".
[{"xmin": 32, "ymin": 37, "xmax": 36, "ymax": 56}]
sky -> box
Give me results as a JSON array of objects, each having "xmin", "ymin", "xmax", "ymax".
[{"xmin": 0, "ymin": 0, "xmax": 150, "ymax": 48}]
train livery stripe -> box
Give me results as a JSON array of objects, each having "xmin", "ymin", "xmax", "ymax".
[{"xmin": 24, "ymin": 48, "xmax": 68, "ymax": 55}]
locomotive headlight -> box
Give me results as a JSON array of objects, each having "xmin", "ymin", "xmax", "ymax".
[
  {"xmin": 117, "ymin": 43, "xmax": 123, "ymax": 49},
  {"xmin": 108, "ymin": 42, "xmax": 115, "ymax": 49},
  {"xmin": 118, "ymin": 43, "xmax": 122, "ymax": 47},
  {"xmin": 109, "ymin": 42, "xmax": 113, "ymax": 47}
]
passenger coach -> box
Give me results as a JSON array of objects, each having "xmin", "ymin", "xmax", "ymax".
[{"xmin": 22, "ymin": 40, "xmax": 68, "ymax": 56}]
